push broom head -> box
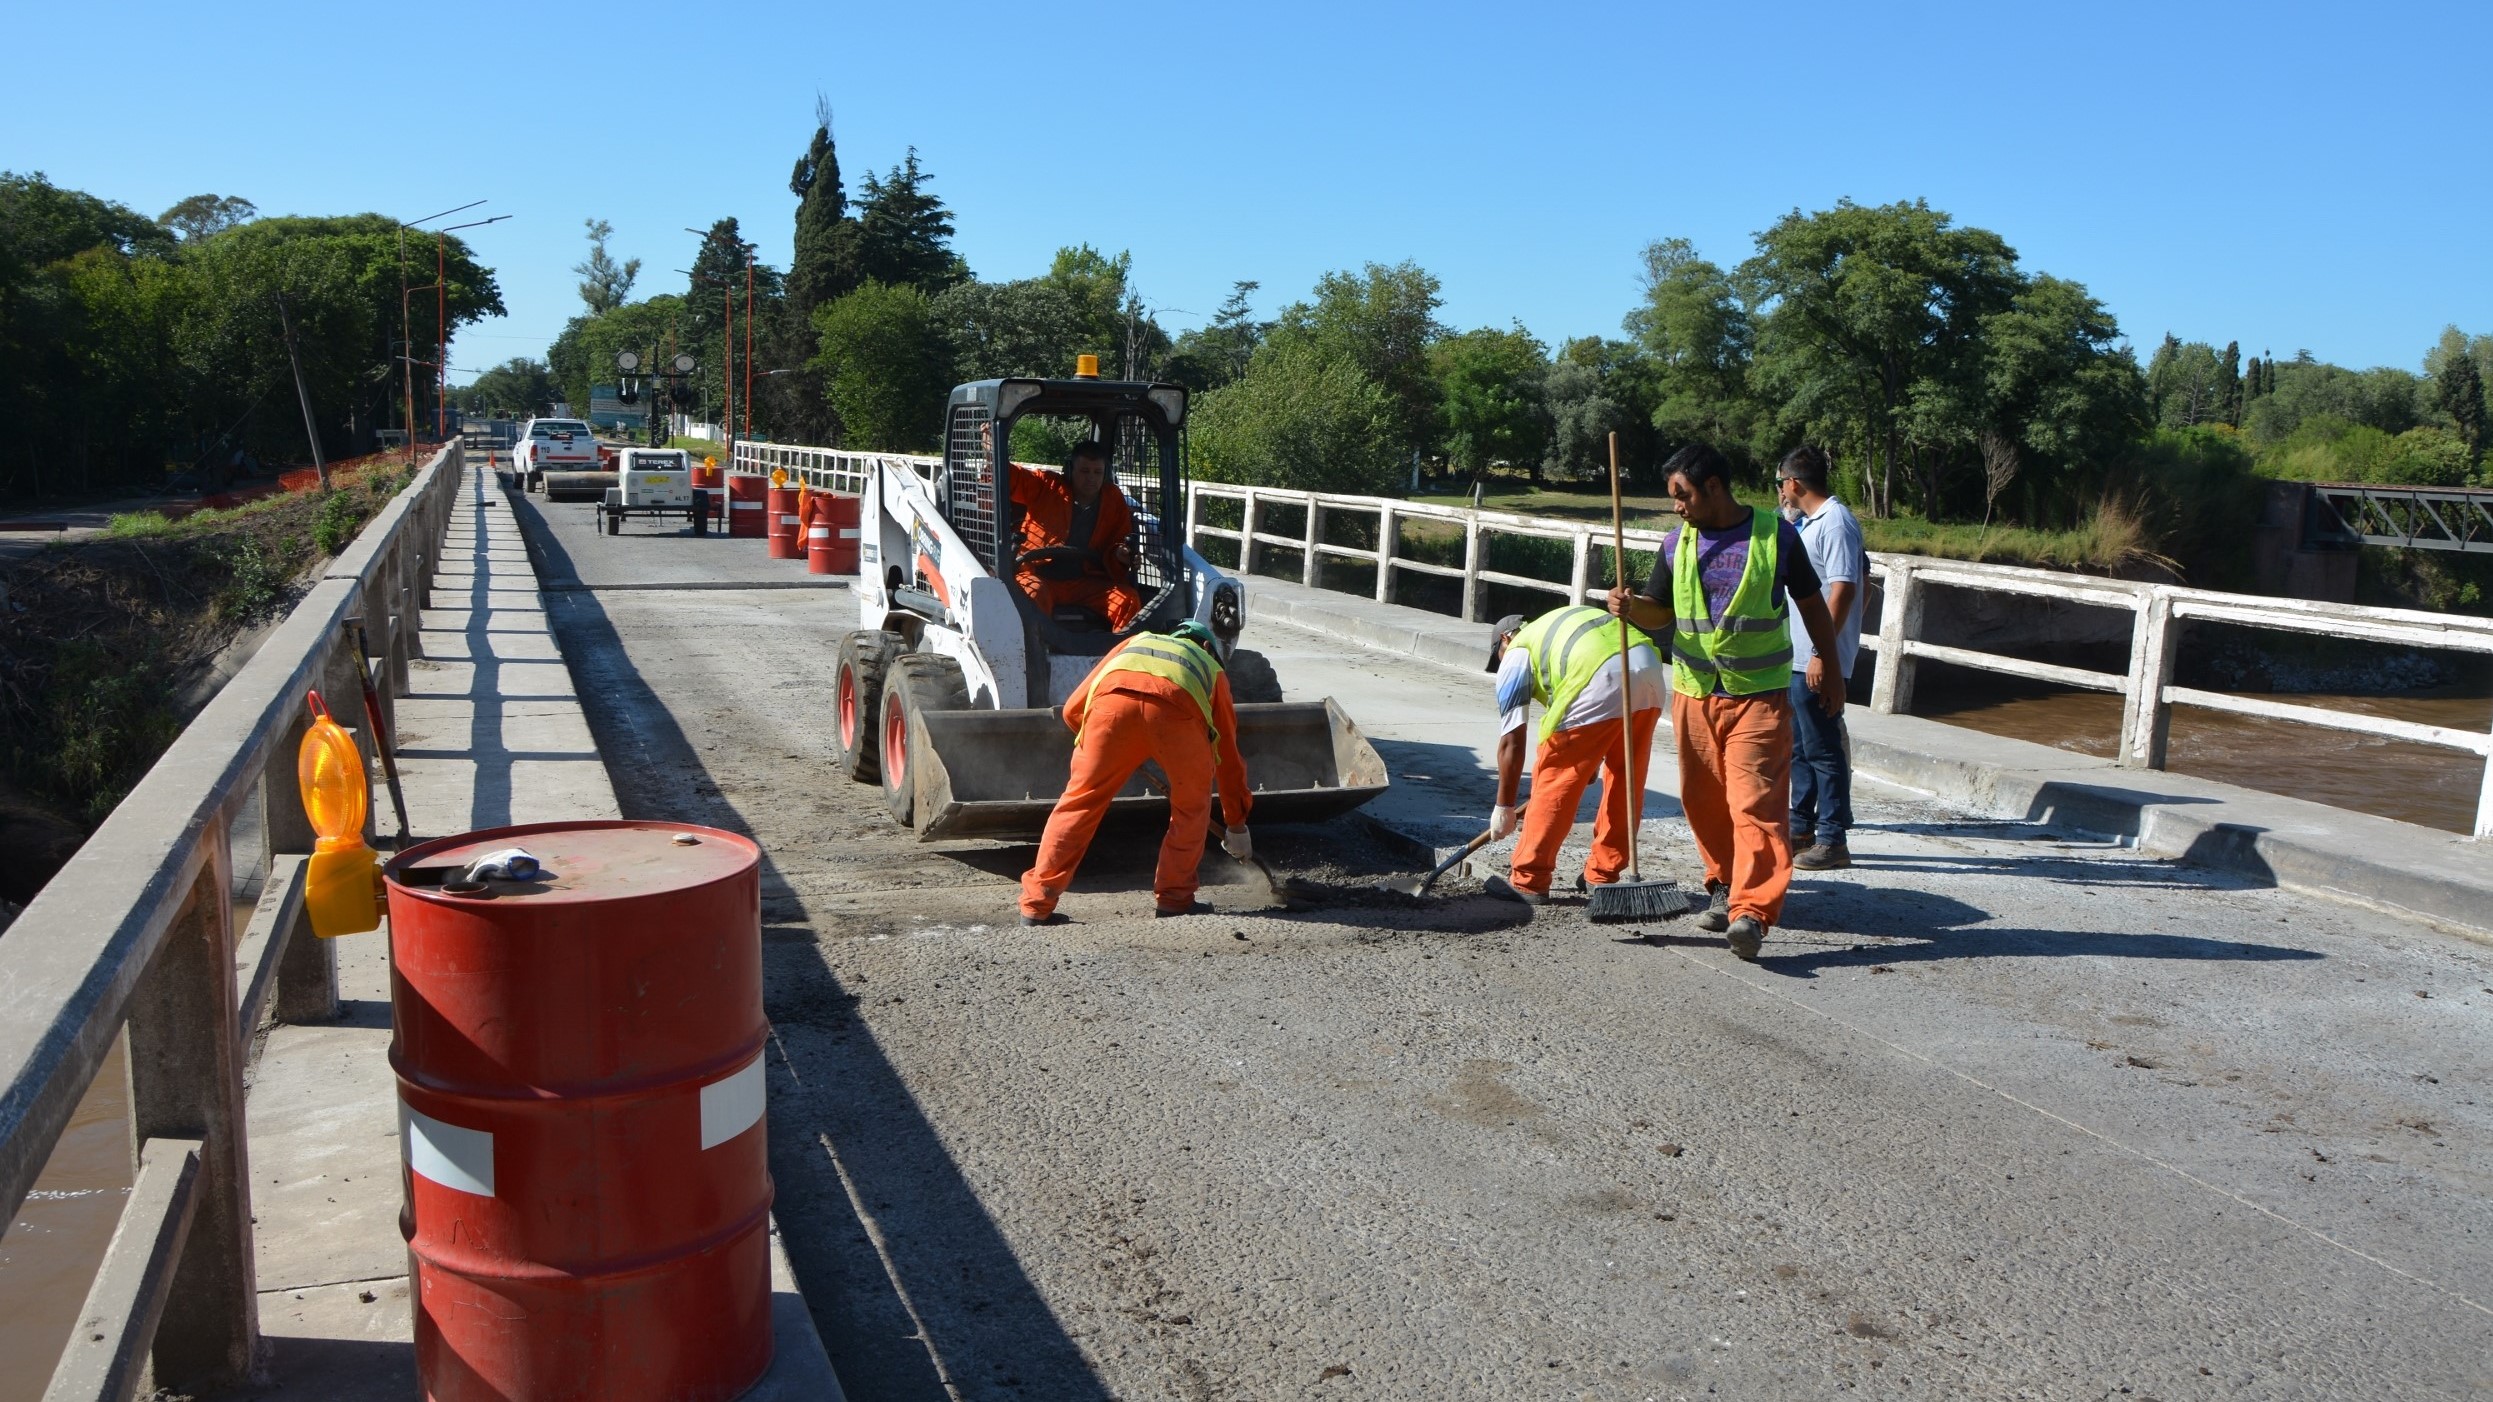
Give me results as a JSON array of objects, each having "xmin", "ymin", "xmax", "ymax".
[{"xmin": 1586, "ymin": 875, "xmax": 1690, "ymax": 924}]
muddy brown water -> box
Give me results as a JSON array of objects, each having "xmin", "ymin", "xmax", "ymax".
[
  {"xmin": 1912, "ymin": 663, "xmax": 2493, "ymax": 834},
  {"xmin": 0, "ymin": 1038, "xmax": 131, "ymax": 1402}
]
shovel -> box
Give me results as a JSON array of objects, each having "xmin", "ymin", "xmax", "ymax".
[{"xmin": 1377, "ymin": 828, "xmax": 1497, "ymax": 897}]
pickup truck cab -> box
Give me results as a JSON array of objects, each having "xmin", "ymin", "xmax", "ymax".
[
  {"xmin": 598, "ymin": 449, "xmax": 709, "ymax": 535},
  {"xmin": 515, "ymin": 417, "xmax": 597, "ymax": 492}
]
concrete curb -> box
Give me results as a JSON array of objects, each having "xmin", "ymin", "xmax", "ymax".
[{"xmin": 1251, "ymin": 575, "xmax": 2493, "ymax": 944}]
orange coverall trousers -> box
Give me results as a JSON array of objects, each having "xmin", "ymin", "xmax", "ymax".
[
  {"xmin": 1673, "ymin": 689, "xmax": 1794, "ymax": 926},
  {"xmin": 1024, "ymin": 574, "xmax": 1148, "ymax": 631},
  {"xmin": 1020, "ymin": 690, "xmax": 1214, "ymax": 918},
  {"xmin": 1510, "ymin": 709, "xmax": 1662, "ymax": 895}
]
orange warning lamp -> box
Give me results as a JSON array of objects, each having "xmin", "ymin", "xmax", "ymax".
[
  {"xmin": 298, "ymin": 690, "xmax": 381, "ymax": 937},
  {"xmin": 1074, "ymin": 353, "xmax": 1100, "ymax": 379},
  {"xmin": 769, "ymin": 468, "xmax": 788, "ymax": 487}
]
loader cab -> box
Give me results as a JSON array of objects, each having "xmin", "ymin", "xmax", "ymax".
[{"xmin": 937, "ymin": 374, "xmax": 1190, "ymax": 668}]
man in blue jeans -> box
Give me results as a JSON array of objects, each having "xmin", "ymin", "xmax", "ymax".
[{"xmin": 1777, "ymin": 447, "xmax": 1866, "ymax": 870}]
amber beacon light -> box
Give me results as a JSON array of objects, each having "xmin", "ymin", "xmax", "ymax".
[{"xmin": 298, "ymin": 689, "xmax": 381, "ymax": 937}]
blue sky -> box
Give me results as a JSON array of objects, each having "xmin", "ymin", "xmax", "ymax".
[{"xmin": 10, "ymin": 2, "xmax": 2486, "ymax": 381}]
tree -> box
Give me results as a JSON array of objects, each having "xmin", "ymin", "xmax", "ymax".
[
  {"xmin": 2435, "ymin": 349, "xmax": 2487, "ymax": 464},
  {"xmin": 1742, "ymin": 199, "xmax": 2023, "ymax": 517},
  {"xmin": 159, "ymin": 194, "xmax": 255, "ymax": 243},
  {"xmin": 778, "ymin": 102, "xmax": 860, "ymax": 446},
  {"xmin": 573, "ymin": 218, "xmax": 637, "ymax": 315},
  {"xmin": 547, "ymin": 294, "xmax": 685, "ymax": 425},
  {"xmin": 853, "ymin": 149, "xmax": 966, "ymax": 293},
  {"xmin": 457, "ymin": 357, "xmax": 557, "ymax": 416},
  {"xmin": 2145, "ymin": 336, "xmax": 2233, "ymax": 429},
  {"xmin": 810, "ymin": 281, "xmax": 952, "ymax": 451},
  {"xmin": 937, "ymin": 276, "xmax": 1088, "ymax": 382},
  {"xmin": 1542, "ymin": 355, "xmax": 1634, "ymax": 483},
  {"xmin": 1166, "ymin": 281, "xmax": 1264, "ymax": 391},
  {"xmin": 1189, "ymin": 337, "xmax": 1399, "ymax": 494},
  {"xmin": 2219, "ymin": 340, "xmax": 2243, "ymax": 425},
  {"xmin": 1268, "ymin": 261, "xmax": 1444, "ymax": 462},
  {"xmin": 1627, "ymin": 238, "xmax": 1760, "ymax": 461},
  {"xmin": 1967, "ymin": 275, "xmax": 2148, "ymax": 521},
  {"xmin": 1429, "ymin": 325, "xmax": 1550, "ymax": 477}
]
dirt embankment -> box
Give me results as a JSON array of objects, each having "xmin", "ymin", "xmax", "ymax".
[{"xmin": 0, "ymin": 459, "xmax": 412, "ymax": 912}]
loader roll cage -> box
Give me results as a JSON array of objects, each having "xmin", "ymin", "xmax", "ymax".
[{"xmin": 941, "ymin": 377, "xmax": 1191, "ymax": 659}]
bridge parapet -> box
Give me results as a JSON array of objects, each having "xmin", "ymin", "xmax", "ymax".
[
  {"xmin": 0, "ymin": 446, "xmax": 464, "ymax": 1399},
  {"xmin": 1178, "ymin": 481, "xmax": 2493, "ymax": 839}
]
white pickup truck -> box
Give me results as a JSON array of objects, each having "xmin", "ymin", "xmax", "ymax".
[
  {"xmin": 514, "ymin": 417, "xmax": 599, "ymax": 493},
  {"xmin": 598, "ymin": 448, "xmax": 710, "ymax": 535}
]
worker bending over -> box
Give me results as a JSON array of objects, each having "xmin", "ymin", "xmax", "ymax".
[
  {"xmin": 1480, "ymin": 605, "xmax": 1667, "ymax": 906},
  {"xmin": 1011, "ymin": 440, "xmax": 1147, "ymax": 630},
  {"xmin": 1608, "ymin": 443, "xmax": 1849, "ymax": 961},
  {"xmin": 1020, "ymin": 622, "xmax": 1254, "ymax": 924}
]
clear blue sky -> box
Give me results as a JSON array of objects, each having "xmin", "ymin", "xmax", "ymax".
[{"xmin": 11, "ymin": 1, "xmax": 2487, "ymax": 381}]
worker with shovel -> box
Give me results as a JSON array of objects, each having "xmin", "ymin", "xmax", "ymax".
[
  {"xmin": 1479, "ymin": 604, "xmax": 1669, "ymax": 907},
  {"xmin": 1019, "ymin": 622, "xmax": 1254, "ymax": 925}
]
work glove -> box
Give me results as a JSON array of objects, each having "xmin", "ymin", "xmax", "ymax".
[
  {"xmin": 1222, "ymin": 826, "xmax": 1253, "ymax": 861},
  {"xmin": 1489, "ymin": 804, "xmax": 1518, "ymax": 841}
]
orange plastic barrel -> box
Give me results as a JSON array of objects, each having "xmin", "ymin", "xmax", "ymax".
[
  {"xmin": 766, "ymin": 485, "xmax": 800, "ymax": 559},
  {"xmin": 809, "ymin": 494, "xmax": 860, "ymax": 575},
  {"xmin": 385, "ymin": 822, "xmax": 772, "ymax": 1402},
  {"xmin": 726, "ymin": 474, "xmax": 767, "ymax": 538}
]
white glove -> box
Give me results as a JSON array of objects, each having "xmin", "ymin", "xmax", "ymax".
[
  {"xmin": 1489, "ymin": 805, "xmax": 1518, "ymax": 840},
  {"xmin": 1222, "ymin": 826, "xmax": 1252, "ymax": 861}
]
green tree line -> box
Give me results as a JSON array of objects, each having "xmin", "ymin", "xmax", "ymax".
[{"xmin": 1, "ymin": 173, "xmax": 503, "ymax": 496}]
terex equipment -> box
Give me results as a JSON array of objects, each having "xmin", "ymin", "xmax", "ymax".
[
  {"xmin": 598, "ymin": 449, "xmax": 710, "ymax": 535},
  {"xmin": 829, "ymin": 367, "xmax": 1388, "ymax": 840}
]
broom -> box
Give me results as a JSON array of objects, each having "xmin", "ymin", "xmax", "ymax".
[{"xmin": 1586, "ymin": 431, "xmax": 1685, "ymax": 925}]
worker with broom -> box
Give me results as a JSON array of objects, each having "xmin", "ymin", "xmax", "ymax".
[
  {"xmin": 1018, "ymin": 621, "xmax": 1254, "ymax": 926},
  {"xmin": 1478, "ymin": 606, "xmax": 1667, "ymax": 908},
  {"xmin": 1607, "ymin": 443, "xmax": 1850, "ymax": 961}
]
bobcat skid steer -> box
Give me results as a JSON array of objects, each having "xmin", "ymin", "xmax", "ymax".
[{"xmin": 829, "ymin": 366, "xmax": 1388, "ymax": 841}]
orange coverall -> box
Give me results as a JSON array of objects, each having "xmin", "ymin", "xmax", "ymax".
[
  {"xmin": 1010, "ymin": 466, "xmax": 1146, "ymax": 629},
  {"xmin": 1674, "ymin": 689, "xmax": 1794, "ymax": 926},
  {"xmin": 1020, "ymin": 644, "xmax": 1253, "ymax": 919},
  {"xmin": 1511, "ymin": 709, "xmax": 1663, "ymax": 896}
]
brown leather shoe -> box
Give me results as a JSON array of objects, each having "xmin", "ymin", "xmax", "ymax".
[{"xmin": 1793, "ymin": 842, "xmax": 1851, "ymax": 871}]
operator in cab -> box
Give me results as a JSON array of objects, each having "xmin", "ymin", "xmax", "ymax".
[
  {"xmin": 1011, "ymin": 439, "xmax": 1147, "ymax": 630},
  {"xmin": 1019, "ymin": 622, "xmax": 1254, "ymax": 925}
]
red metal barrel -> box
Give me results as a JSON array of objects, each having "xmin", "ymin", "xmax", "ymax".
[
  {"xmin": 808, "ymin": 494, "xmax": 861, "ymax": 575},
  {"xmin": 691, "ymin": 461, "xmax": 721, "ymax": 491},
  {"xmin": 726, "ymin": 474, "xmax": 767, "ymax": 538},
  {"xmin": 766, "ymin": 485, "xmax": 802, "ymax": 559},
  {"xmin": 385, "ymin": 822, "xmax": 772, "ymax": 1402}
]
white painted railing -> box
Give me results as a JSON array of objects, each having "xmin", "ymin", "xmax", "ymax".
[
  {"xmin": 1183, "ymin": 482, "xmax": 2493, "ymax": 837},
  {"xmin": 0, "ymin": 447, "xmax": 465, "ymax": 1399},
  {"xmin": 728, "ymin": 439, "xmax": 938, "ymax": 496}
]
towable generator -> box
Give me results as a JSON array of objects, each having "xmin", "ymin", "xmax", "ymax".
[{"xmin": 830, "ymin": 366, "xmax": 1388, "ymax": 840}]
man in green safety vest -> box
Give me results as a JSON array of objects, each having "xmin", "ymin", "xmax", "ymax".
[
  {"xmin": 1479, "ymin": 601, "xmax": 1668, "ymax": 906},
  {"xmin": 1019, "ymin": 621, "xmax": 1255, "ymax": 925},
  {"xmin": 1608, "ymin": 443, "xmax": 1849, "ymax": 961}
]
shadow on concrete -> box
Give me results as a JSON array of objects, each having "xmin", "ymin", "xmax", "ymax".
[
  {"xmin": 2022, "ymin": 781, "xmax": 2222, "ymax": 843},
  {"xmin": 1840, "ymin": 851, "xmax": 2248, "ymax": 890},
  {"xmin": 510, "ymin": 486, "xmax": 1113, "ymax": 1402}
]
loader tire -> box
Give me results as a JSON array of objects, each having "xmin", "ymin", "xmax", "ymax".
[
  {"xmin": 879, "ymin": 652, "xmax": 970, "ymax": 828},
  {"xmin": 1224, "ymin": 647, "xmax": 1283, "ymax": 703},
  {"xmin": 832, "ymin": 629, "xmax": 896, "ymax": 783}
]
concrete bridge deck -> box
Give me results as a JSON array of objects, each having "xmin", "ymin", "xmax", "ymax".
[
  {"xmin": 206, "ymin": 466, "xmax": 841, "ymax": 1399},
  {"xmin": 485, "ymin": 476, "xmax": 2492, "ymax": 1400}
]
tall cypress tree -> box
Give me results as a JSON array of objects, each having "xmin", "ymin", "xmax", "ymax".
[
  {"xmin": 852, "ymin": 149, "xmax": 966, "ymax": 293},
  {"xmin": 776, "ymin": 98, "xmax": 859, "ymax": 444},
  {"xmin": 2437, "ymin": 351, "xmax": 2488, "ymax": 465},
  {"xmin": 2219, "ymin": 340, "xmax": 2242, "ymax": 425}
]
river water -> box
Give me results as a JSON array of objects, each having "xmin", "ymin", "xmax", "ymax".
[
  {"xmin": 0, "ymin": 1039, "xmax": 131, "ymax": 1402},
  {"xmin": 1912, "ymin": 664, "xmax": 2493, "ymax": 834}
]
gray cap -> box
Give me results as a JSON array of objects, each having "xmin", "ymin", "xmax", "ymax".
[{"xmin": 1484, "ymin": 613, "xmax": 1526, "ymax": 673}]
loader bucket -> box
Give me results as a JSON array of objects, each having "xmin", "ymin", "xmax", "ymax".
[{"xmin": 907, "ymin": 699, "xmax": 1390, "ymax": 842}]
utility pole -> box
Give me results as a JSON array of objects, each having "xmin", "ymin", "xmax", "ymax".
[{"xmin": 273, "ymin": 291, "xmax": 331, "ymax": 490}]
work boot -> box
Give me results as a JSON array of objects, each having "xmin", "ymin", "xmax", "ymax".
[
  {"xmin": 1153, "ymin": 901, "xmax": 1213, "ymax": 919},
  {"xmin": 1793, "ymin": 841, "xmax": 1851, "ymax": 871},
  {"xmin": 1484, "ymin": 874, "xmax": 1545, "ymax": 907},
  {"xmin": 1693, "ymin": 882, "xmax": 1730, "ymax": 933},
  {"xmin": 1018, "ymin": 911, "xmax": 1066, "ymax": 928},
  {"xmin": 1725, "ymin": 915, "xmax": 1765, "ymax": 962}
]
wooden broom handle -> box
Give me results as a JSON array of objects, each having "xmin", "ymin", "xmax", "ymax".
[{"xmin": 1608, "ymin": 431, "xmax": 1642, "ymax": 882}]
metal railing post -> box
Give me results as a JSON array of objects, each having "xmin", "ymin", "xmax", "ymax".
[
  {"xmin": 1301, "ymin": 496, "xmax": 1322, "ymax": 588},
  {"xmin": 2120, "ymin": 588, "xmax": 2181, "ymax": 769},
  {"xmin": 1459, "ymin": 517, "xmax": 1484, "ymax": 623},
  {"xmin": 1374, "ymin": 504, "xmax": 1397, "ymax": 604},
  {"xmin": 1239, "ymin": 490, "xmax": 1261, "ymax": 576},
  {"xmin": 123, "ymin": 821, "xmax": 257, "ymax": 1389},
  {"xmin": 1869, "ymin": 563, "xmax": 1923, "ymax": 715}
]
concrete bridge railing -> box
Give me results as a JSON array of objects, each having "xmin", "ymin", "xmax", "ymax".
[
  {"xmin": 1181, "ymin": 482, "xmax": 2493, "ymax": 839},
  {"xmin": 0, "ymin": 446, "xmax": 464, "ymax": 1400}
]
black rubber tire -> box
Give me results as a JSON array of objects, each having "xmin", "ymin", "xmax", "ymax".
[
  {"xmin": 879, "ymin": 652, "xmax": 971, "ymax": 827},
  {"xmin": 604, "ymin": 507, "xmax": 620, "ymax": 535},
  {"xmin": 1225, "ymin": 647, "xmax": 1283, "ymax": 703},
  {"xmin": 691, "ymin": 490, "xmax": 709, "ymax": 536},
  {"xmin": 831, "ymin": 630, "xmax": 896, "ymax": 783}
]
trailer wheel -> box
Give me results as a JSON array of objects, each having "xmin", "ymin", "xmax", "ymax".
[
  {"xmin": 1225, "ymin": 647, "xmax": 1283, "ymax": 703},
  {"xmin": 831, "ymin": 629, "xmax": 896, "ymax": 783},
  {"xmin": 879, "ymin": 652, "xmax": 970, "ymax": 827}
]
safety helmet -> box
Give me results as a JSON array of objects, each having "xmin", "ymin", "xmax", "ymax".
[{"xmin": 1168, "ymin": 620, "xmax": 1218, "ymax": 652}]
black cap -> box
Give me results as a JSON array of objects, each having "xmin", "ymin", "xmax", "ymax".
[{"xmin": 1485, "ymin": 613, "xmax": 1526, "ymax": 673}]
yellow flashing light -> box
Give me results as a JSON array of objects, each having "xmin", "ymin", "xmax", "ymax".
[
  {"xmin": 297, "ymin": 690, "xmax": 379, "ymax": 937},
  {"xmin": 1075, "ymin": 354, "xmax": 1100, "ymax": 379}
]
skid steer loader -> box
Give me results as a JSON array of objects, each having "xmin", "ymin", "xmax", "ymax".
[{"xmin": 829, "ymin": 366, "xmax": 1389, "ymax": 840}]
